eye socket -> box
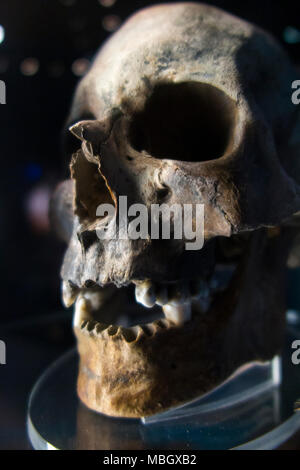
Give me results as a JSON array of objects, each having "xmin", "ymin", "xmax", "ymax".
[{"xmin": 129, "ymin": 82, "xmax": 236, "ymax": 162}]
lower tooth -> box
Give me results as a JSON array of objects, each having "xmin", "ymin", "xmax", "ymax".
[
  {"xmin": 73, "ymin": 297, "xmax": 93, "ymax": 327},
  {"xmin": 163, "ymin": 302, "xmax": 191, "ymax": 325}
]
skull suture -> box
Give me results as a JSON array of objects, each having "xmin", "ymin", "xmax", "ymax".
[{"xmin": 52, "ymin": 3, "xmax": 300, "ymax": 417}]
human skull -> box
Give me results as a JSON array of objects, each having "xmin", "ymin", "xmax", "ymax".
[{"xmin": 52, "ymin": 3, "xmax": 300, "ymax": 417}]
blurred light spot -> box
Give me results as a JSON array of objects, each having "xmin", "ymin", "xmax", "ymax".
[
  {"xmin": 25, "ymin": 184, "xmax": 51, "ymax": 233},
  {"xmin": 287, "ymin": 310, "xmax": 300, "ymax": 325},
  {"xmin": 60, "ymin": 0, "xmax": 76, "ymax": 6},
  {"xmin": 102, "ymin": 14, "xmax": 121, "ymax": 32},
  {"xmin": 48, "ymin": 60, "xmax": 65, "ymax": 78},
  {"xmin": 0, "ymin": 56, "xmax": 8, "ymax": 73},
  {"xmin": 20, "ymin": 57, "xmax": 39, "ymax": 76},
  {"xmin": 283, "ymin": 26, "xmax": 300, "ymax": 44},
  {"xmin": 0, "ymin": 25, "xmax": 5, "ymax": 44},
  {"xmin": 25, "ymin": 163, "xmax": 42, "ymax": 182},
  {"xmin": 71, "ymin": 58, "xmax": 90, "ymax": 76},
  {"xmin": 99, "ymin": 0, "xmax": 117, "ymax": 7}
]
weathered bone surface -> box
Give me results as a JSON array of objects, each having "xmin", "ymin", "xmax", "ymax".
[{"xmin": 53, "ymin": 3, "xmax": 300, "ymax": 417}]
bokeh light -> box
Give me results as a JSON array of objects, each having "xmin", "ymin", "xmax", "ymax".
[
  {"xmin": 71, "ymin": 57, "xmax": 90, "ymax": 76},
  {"xmin": 20, "ymin": 57, "xmax": 39, "ymax": 76},
  {"xmin": 0, "ymin": 25, "xmax": 5, "ymax": 44},
  {"xmin": 99, "ymin": 0, "xmax": 117, "ymax": 7},
  {"xmin": 24, "ymin": 163, "xmax": 42, "ymax": 183},
  {"xmin": 102, "ymin": 14, "xmax": 121, "ymax": 32},
  {"xmin": 283, "ymin": 26, "xmax": 300, "ymax": 44},
  {"xmin": 25, "ymin": 184, "xmax": 51, "ymax": 233}
]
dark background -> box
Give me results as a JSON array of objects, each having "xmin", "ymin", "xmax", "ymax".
[{"xmin": 0, "ymin": 0, "xmax": 299, "ymax": 450}]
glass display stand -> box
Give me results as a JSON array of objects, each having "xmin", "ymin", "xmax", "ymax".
[
  {"xmin": 27, "ymin": 311, "xmax": 300, "ymax": 450},
  {"xmin": 142, "ymin": 356, "xmax": 280, "ymax": 425}
]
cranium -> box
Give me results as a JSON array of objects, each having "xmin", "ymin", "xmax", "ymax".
[{"xmin": 52, "ymin": 3, "xmax": 300, "ymax": 417}]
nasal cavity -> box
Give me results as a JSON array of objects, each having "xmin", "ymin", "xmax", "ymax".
[
  {"xmin": 129, "ymin": 82, "xmax": 236, "ymax": 162},
  {"xmin": 71, "ymin": 150, "xmax": 115, "ymax": 224}
]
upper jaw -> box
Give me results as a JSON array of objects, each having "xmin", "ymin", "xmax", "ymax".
[
  {"xmin": 61, "ymin": 232, "xmax": 252, "ymax": 332},
  {"xmin": 62, "ymin": 262, "xmax": 237, "ymax": 331}
]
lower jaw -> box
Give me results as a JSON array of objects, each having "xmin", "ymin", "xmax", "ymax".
[
  {"xmin": 74, "ymin": 287, "xmax": 284, "ymax": 418},
  {"xmin": 73, "ymin": 229, "xmax": 290, "ymax": 418}
]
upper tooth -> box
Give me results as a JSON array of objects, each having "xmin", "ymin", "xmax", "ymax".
[
  {"xmin": 62, "ymin": 281, "xmax": 79, "ymax": 308},
  {"xmin": 134, "ymin": 281, "xmax": 156, "ymax": 308},
  {"xmin": 163, "ymin": 302, "xmax": 191, "ymax": 325},
  {"xmin": 73, "ymin": 296, "xmax": 93, "ymax": 327},
  {"xmin": 81, "ymin": 289, "xmax": 108, "ymax": 311}
]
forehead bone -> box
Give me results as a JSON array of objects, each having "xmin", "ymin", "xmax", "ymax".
[{"xmin": 68, "ymin": 2, "xmax": 295, "ymax": 129}]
